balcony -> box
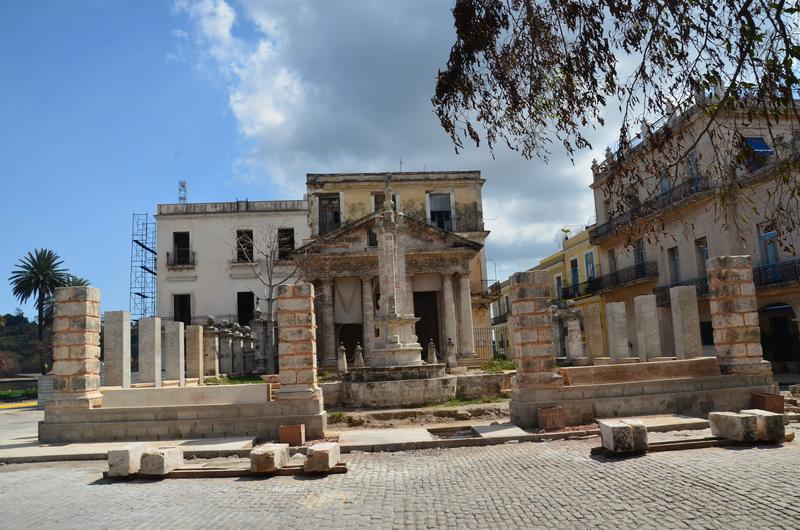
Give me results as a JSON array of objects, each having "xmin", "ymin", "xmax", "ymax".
[
  {"xmin": 754, "ymin": 258, "xmax": 800, "ymax": 289},
  {"xmin": 426, "ymin": 215, "xmax": 460, "ymax": 232},
  {"xmin": 587, "ymin": 261, "xmax": 658, "ymax": 293},
  {"xmin": 590, "ymin": 176, "xmax": 711, "ymax": 243},
  {"xmin": 491, "ymin": 312, "xmax": 509, "ymax": 326},
  {"xmin": 167, "ymin": 250, "xmax": 195, "ymax": 268},
  {"xmin": 653, "ymin": 276, "xmax": 709, "ymax": 306},
  {"xmin": 561, "ymin": 280, "xmax": 595, "ymax": 300}
]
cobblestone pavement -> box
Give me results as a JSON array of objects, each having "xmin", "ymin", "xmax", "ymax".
[{"xmin": 2, "ymin": 432, "xmax": 800, "ymax": 529}]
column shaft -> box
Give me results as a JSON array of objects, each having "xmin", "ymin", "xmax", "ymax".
[
  {"xmin": 458, "ymin": 274, "xmax": 476, "ymax": 355},
  {"xmin": 442, "ymin": 274, "xmax": 458, "ymax": 352},
  {"xmin": 163, "ymin": 321, "xmax": 185, "ymax": 386},
  {"xmin": 361, "ymin": 276, "xmax": 375, "ymax": 360},
  {"xmin": 138, "ymin": 317, "xmax": 161, "ymax": 387},
  {"xmin": 103, "ymin": 310, "xmax": 130, "ymax": 388},
  {"xmin": 321, "ymin": 279, "xmax": 336, "ymax": 367}
]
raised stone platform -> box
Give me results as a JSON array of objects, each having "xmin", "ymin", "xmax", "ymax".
[
  {"xmin": 341, "ymin": 375, "xmax": 457, "ymax": 408},
  {"xmin": 560, "ymin": 358, "xmax": 723, "ymax": 386},
  {"xmin": 344, "ymin": 364, "xmax": 447, "ymax": 383}
]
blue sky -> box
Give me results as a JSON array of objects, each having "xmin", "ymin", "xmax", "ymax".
[{"xmin": 1, "ymin": 1, "xmax": 610, "ymax": 319}]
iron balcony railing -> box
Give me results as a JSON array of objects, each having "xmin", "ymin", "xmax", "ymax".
[
  {"xmin": 491, "ymin": 312, "xmax": 509, "ymax": 326},
  {"xmin": 561, "ymin": 280, "xmax": 596, "ymax": 300},
  {"xmin": 426, "ymin": 215, "xmax": 459, "ymax": 232},
  {"xmin": 653, "ymin": 276, "xmax": 709, "ymax": 306},
  {"xmin": 587, "ymin": 261, "xmax": 658, "ymax": 292},
  {"xmin": 753, "ymin": 258, "xmax": 800, "ymax": 288},
  {"xmin": 167, "ymin": 250, "xmax": 195, "ymax": 267},
  {"xmin": 590, "ymin": 176, "xmax": 710, "ymax": 242}
]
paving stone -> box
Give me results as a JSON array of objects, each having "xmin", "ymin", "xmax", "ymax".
[
  {"xmin": 107, "ymin": 443, "xmax": 145, "ymax": 477},
  {"xmin": 249, "ymin": 443, "xmax": 289, "ymax": 472},
  {"xmin": 139, "ymin": 447, "xmax": 183, "ymax": 475},
  {"xmin": 304, "ymin": 442, "xmax": 340, "ymax": 472},
  {"xmin": 709, "ymin": 412, "xmax": 758, "ymax": 442},
  {"xmin": 740, "ymin": 409, "xmax": 785, "ymax": 442}
]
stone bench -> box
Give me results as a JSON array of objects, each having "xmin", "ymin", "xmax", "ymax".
[
  {"xmin": 597, "ymin": 418, "xmax": 648, "ymax": 454},
  {"xmin": 561, "ymin": 357, "xmax": 721, "ymax": 386}
]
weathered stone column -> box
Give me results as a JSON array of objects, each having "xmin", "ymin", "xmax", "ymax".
[
  {"xmin": 320, "ymin": 279, "xmax": 336, "ymax": 367},
  {"xmin": 565, "ymin": 312, "xmax": 583, "ymax": 361},
  {"xmin": 163, "ymin": 321, "xmax": 185, "ymax": 387},
  {"xmin": 218, "ymin": 328, "xmax": 232, "ymax": 375},
  {"xmin": 250, "ymin": 315, "xmax": 266, "ymax": 373},
  {"xmin": 670, "ymin": 286, "xmax": 703, "ymax": 359},
  {"xmin": 276, "ymin": 283, "xmax": 321, "ymax": 400},
  {"xmin": 457, "ymin": 273, "xmax": 476, "ymax": 357},
  {"xmin": 203, "ymin": 325, "xmax": 219, "ymax": 376},
  {"xmin": 103, "ymin": 310, "xmax": 130, "ymax": 388},
  {"xmin": 707, "ymin": 256, "xmax": 772, "ymax": 374},
  {"xmin": 50, "ymin": 286, "xmax": 102, "ymax": 408},
  {"xmin": 406, "ymin": 276, "xmax": 415, "ymax": 315},
  {"xmin": 361, "ymin": 276, "xmax": 375, "ymax": 362},
  {"xmin": 605, "ymin": 302, "xmax": 629, "ymax": 362},
  {"xmin": 441, "ymin": 274, "xmax": 458, "ymax": 353},
  {"xmin": 185, "ymin": 324, "xmax": 204, "ymax": 383},
  {"xmin": 509, "ymin": 271, "xmax": 562, "ymax": 427},
  {"xmin": 634, "ymin": 295, "xmax": 662, "ymax": 361},
  {"xmin": 231, "ymin": 330, "xmax": 244, "ymax": 375},
  {"xmin": 582, "ymin": 302, "xmax": 605, "ymax": 360},
  {"xmin": 138, "ymin": 317, "xmax": 161, "ymax": 387}
]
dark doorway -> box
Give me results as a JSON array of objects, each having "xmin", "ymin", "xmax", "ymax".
[
  {"xmin": 413, "ymin": 291, "xmax": 440, "ymax": 353},
  {"xmin": 759, "ymin": 303, "xmax": 800, "ymax": 373},
  {"xmin": 173, "ymin": 294, "xmax": 191, "ymax": 326},
  {"xmin": 337, "ymin": 323, "xmax": 363, "ymax": 362},
  {"xmin": 237, "ymin": 291, "xmax": 255, "ymax": 325}
]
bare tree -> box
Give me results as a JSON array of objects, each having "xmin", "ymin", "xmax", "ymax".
[{"xmin": 433, "ymin": 0, "xmax": 800, "ymax": 242}]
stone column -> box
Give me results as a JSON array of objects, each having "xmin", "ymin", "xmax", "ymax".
[
  {"xmin": 276, "ymin": 283, "xmax": 321, "ymax": 400},
  {"xmin": 138, "ymin": 317, "xmax": 161, "ymax": 387},
  {"xmin": 231, "ymin": 331, "xmax": 244, "ymax": 375},
  {"xmin": 457, "ymin": 273, "xmax": 476, "ymax": 357},
  {"xmin": 251, "ymin": 316, "xmax": 266, "ymax": 373},
  {"xmin": 163, "ymin": 321, "xmax": 185, "ymax": 386},
  {"xmin": 565, "ymin": 312, "xmax": 583, "ymax": 361},
  {"xmin": 320, "ymin": 279, "xmax": 336, "ymax": 367},
  {"xmin": 670, "ymin": 286, "xmax": 703, "ymax": 359},
  {"xmin": 103, "ymin": 310, "xmax": 130, "ymax": 388},
  {"xmin": 50, "ymin": 286, "xmax": 102, "ymax": 408},
  {"xmin": 361, "ymin": 276, "xmax": 375, "ymax": 362},
  {"xmin": 218, "ymin": 329, "xmax": 232, "ymax": 375},
  {"xmin": 582, "ymin": 302, "xmax": 605, "ymax": 360},
  {"xmin": 509, "ymin": 271, "xmax": 562, "ymax": 427},
  {"xmin": 406, "ymin": 276, "xmax": 415, "ymax": 315},
  {"xmin": 605, "ymin": 302, "xmax": 629, "ymax": 362},
  {"xmin": 634, "ymin": 295, "xmax": 662, "ymax": 361},
  {"xmin": 441, "ymin": 274, "xmax": 458, "ymax": 353},
  {"xmin": 203, "ymin": 326, "xmax": 219, "ymax": 376},
  {"xmin": 707, "ymin": 255, "xmax": 772, "ymax": 374},
  {"xmin": 185, "ymin": 325, "xmax": 204, "ymax": 383}
]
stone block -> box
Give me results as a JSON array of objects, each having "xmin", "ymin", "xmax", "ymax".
[
  {"xmin": 139, "ymin": 447, "xmax": 184, "ymax": 475},
  {"xmin": 107, "ymin": 443, "xmax": 146, "ymax": 477},
  {"xmin": 537, "ymin": 405, "xmax": 565, "ymax": 431},
  {"xmin": 278, "ymin": 424, "xmax": 306, "ymax": 446},
  {"xmin": 249, "ymin": 443, "xmax": 289, "ymax": 472},
  {"xmin": 740, "ymin": 409, "xmax": 785, "ymax": 442},
  {"xmin": 598, "ymin": 418, "xmax": 648, "ymax": 454},
  {"xmin": 304, "ymin": 442, "xmax": 340, "ymax": 472},
  {"xmin": 708, "ymin": 412, "xmax": 758, "ymax": 442}
]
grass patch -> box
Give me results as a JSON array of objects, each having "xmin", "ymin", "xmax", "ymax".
[
  {"xmin": 0, "ymin": 388, "xmax": 37, "ymax": 402},
  {"xmin": 328, "ymin": 411, "xmax": 346, "ymax": 423},
  {"xmin": 480, "ymin": 358, "xmax": 516, "ymax": 373},
  {"xmin": 435, "ymin": 396, "xmax": 505, "ymax": 408},
  {"xmin": 317, "ymin": 371, "xmax": 336, "ymax": 383},
  {"xmin": 204, "ymin": 375, "xmax": 264, "ymax": 385}
]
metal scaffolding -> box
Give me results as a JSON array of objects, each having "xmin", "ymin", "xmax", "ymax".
[{"xmin": 129, "ymin": 213, "xmax": 157, "ymax": 321}]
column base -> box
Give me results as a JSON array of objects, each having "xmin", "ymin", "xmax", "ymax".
[
  {"xmin": 276, "ymin": 384, "xmax": 322, "ymax": 401},
  {"xmin": 719, "ymin": 359, "xmax": 773, "ymax": 375},
  {"xmin": 47, "ymin": 391, "xmax": 103, "ymax": 410}
]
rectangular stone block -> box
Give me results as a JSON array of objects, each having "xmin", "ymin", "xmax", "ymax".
[
  {"xmin": 304, "ymin": 442, "xmax": 340, "ymax": 472},
  {"xmin": 709, "ymin": 412, "xmax": 758, "ymax": 442},
  {"xmin": 279, "ymin": 424, "xmax": 306, "ymax": 446},
  {"xmin": 138, "ymin": 317, "xmax": 161, "ymax": 387},
  {"xmin": 185, "ymin": 325, "xmax": 204, "ymax": 381},
  {"xmin": 634, "ymin": 295, "xmax": 661, "ymax": 361},
  {"xmin": 203, "ymin": 330, "xmax": 219, "ymax": 376},
  {"xmin": 163, "ymin": 321, "xmax": 185, "ymax": 386},
  {"xmin": 740, "ymin": 409, "xmax": 785, "ymax": 442},
  {"xmin": 103, "ymin": 311, "xmax": 131, "ymax": 388},
  {"xmin": 605, "ymin": 302, "xmax": 629, "ymax": 361},
  {"xmin": 537, "ymin": 406, "xmax": 565, "ymax": 431},
  {"xmin": 670, "ymin": 286, "xmax": 703, "ymax": 359},
  {"xmin": 140, "ymin": 447, "xmax": 184, "ymax": 475},
  {"xmin": 598, "ymin": 418, "xmax": 648, "ymax": 453},
  {"xmin": 107, "ymin": 443, "xmax": 145, "ymax": 477},
  {"xmin": 250, "ymin": 443, "xmax": 290, "ymax": 472}
]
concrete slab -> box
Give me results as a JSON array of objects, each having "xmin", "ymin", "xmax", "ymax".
[
  {"xmin": 473, "ymin": 423, "xmax": 529, "ymax": 439},
  {"xmin": 598, "ymin": 414, "xmax": 708, "ymax": 433},
  {"xmin": 338, "ymin": 428, "xmax": 434, "ymax": 446}
]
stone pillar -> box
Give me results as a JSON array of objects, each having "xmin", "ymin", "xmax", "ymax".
[
  {"xmin": 50, "ymin": 286, "xmax": 102, "ymax": 408},
  {"xmin": 203, "ymin": 326, "xmax": 219, "ymax": 376},
  {"xmin": 707, "ymin": 256, "xmax": 772, "ymax": 374},
  {"xmin": 670, "ymin": 286, "xmax": 703, "ymax": 359},
  {"xmin": 442, "ymin": 274, "xmax": 458, "ymax": 353},
  {"xmin": 605, "ymin": 302, "xmax": 629, "ymax": 362},
  {"xmin": 582, "ymin": 302, "xmax": 605, "ymax": 360},
  {"xmin": 138, "ymin": 317, "xmax": 161, "ymax": 387},
  {"xmin": 361, "ymin": 276, "xmax": 375, "ymax": 362},
  {"xmin": 251, "ymin": 317, "xmax": 266, "ymax": 373},
  {"xmin": 185, "ymin": 325, "xmax": 204, "ymax": 383},
  {"xmin": 103, "ymin": 310, "xmax": 130, "ymax": 388},
  {"xmin": 406, "ymin": 276, "xmax": 415, "ymax": 315},
  {"xmin": 218, "ymin": 328, "xmax": 232, "ymax": 375},
  {"xmin": 276, "ymin": 283, "xmax": 321, "ymax": 400},
  {"xmin": 320, "ymin": 279, "xmax": 336, "ymax": 367},
  {"xmin": 231, "ymin": 331, "xmax": 244, "ymax": 375},
  {"xmin": 457, "ymin": 273, "xmax": 476, "ymax": 357},
  {"xmin": 509, "ymin": 271, "xmax": 562, "ymax": 427},
  {"xmin": 565, "ymin": 312, "xmax": 583, "ymax": 361},
  {"xmin": 634, "ymin": 295, "xmax": 662, "ymax": 361},
  {"xmin": 163, "ymin": 321, "xmax": 185, "ymax": 386}
]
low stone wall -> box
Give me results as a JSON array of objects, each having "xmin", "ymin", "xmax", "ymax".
[
  {"xmin": 342, "ymin": 377, "xmax": 457, "ymax": 408},
  {"xmin": 320, "ymin": 381, "xmax": 342, "ymax": 406},
  {"xmin": 101, "ymin": 384, "xmax": 269, "ymax": 408},
  {"xmin": 455, "ymin": 372, "xmax": 514, "ymax": 400},
  {"xmin": 560, "ymin": 358, "xmax": 721, "ymax": 386}
]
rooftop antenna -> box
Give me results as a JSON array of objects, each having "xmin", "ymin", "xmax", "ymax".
[
  {"xmin": 399, "ymin": 156, "xmax": 403, "ymax": 173},
  {"xmin": 178, "ymin": 180, "xmax": 187, "ymax": 204}
]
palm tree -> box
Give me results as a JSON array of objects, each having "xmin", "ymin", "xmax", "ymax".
[
  {"xmin": 9, "ymin": 249, "xmax": 69, "ymax": 343},
  {"xmin": 43, "ymin": 274, "xmax": 90, "ymax": 325}
]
